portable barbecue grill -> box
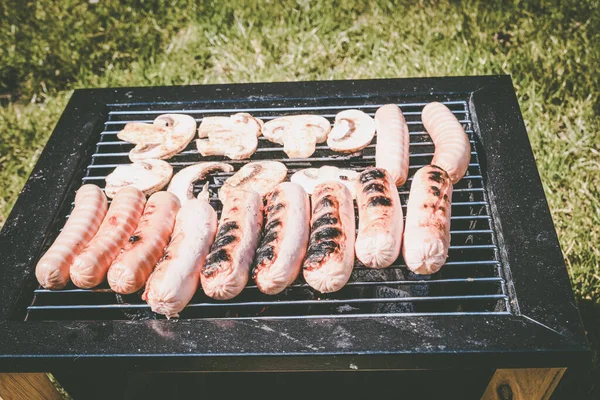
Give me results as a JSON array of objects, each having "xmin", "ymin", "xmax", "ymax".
[{"xmin": 0, "ymin": 76, "xmax": 589, "ymax": 398}]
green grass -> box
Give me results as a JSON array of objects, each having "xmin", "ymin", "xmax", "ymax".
[{"xmin": 1, "ymin": 0, "xmax": 599, "ymax": 394}]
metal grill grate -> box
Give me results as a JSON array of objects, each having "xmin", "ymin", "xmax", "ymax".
[{"xmin": 25, "ymin": 99, "xmax": 512, "ymax": 321}]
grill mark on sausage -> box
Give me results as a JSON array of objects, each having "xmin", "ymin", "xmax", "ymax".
[
  {"xmin": 313, "ymin": 195, "xmax": 335, "ymax": 214},
  {"xmin": 311, "ymin": 227, "xmax": 342, "ymax": 244},
  {"xmin": 217, "ymin": 221, "xmax": 239, "ymax": 236},
  {"xmin": 213, "ymin": 234, "xmax": 237, "ymax": 248},
  {"xmin": 367, "ymin": 196, "xmax": 392, "ymax": 207},
  {"xmin": 311, "ymin": 213, "xmax": 338, "ymax": 230},
  {"xmin": 203, "ymin": 249, "xmax": 231, "ymax": 275},
  {"xmin": 255, "ymin": 245, "xmax": 275, "ymax": 261},
  {"xmin": 266, "ymin": 202, "xmax": 285, "ymax": 214},
  {"xmin": 202, "ymin": 265, "xmax": 218, "ymax": 277},
  {"xmin": 310, "ymin": 240, "xmax": 340, "ymax": 252},
  {"xmin": 253, "ymin": 193, "xmax": 284, "ymax": 277},
  {"xmin": 269, "ymin": 190, "xmax": 280, "ymax": 202},
  {"xmin": 359, "ymin": 168, "xmax": 386, "ymax": 183},
  {"xmin": 261, "ymin": 230, "xmax": 278, "ymax": 246},
  {"xmin": 272, "ymin": 203, "xmax": 285, "ymax": 212},
  {"xmin": 427, "ymin": 167, "xmax": 451, "ymax": 215},
  {"xmin": 363, "ymin": 182, "xmax": 386, "ymax": 194},
  {"xmin": 305, "ymin": 240, "xmax": 340, "ymax": 264},
  {"xmin": 264, "ymin": 219, "xmax": 281, "ymax": 233},
  {"xmin": 253, "ymin": 246, "xmax": 275, "ymax": 271},
  {"xmin": 428, "ymin": 170, "xmax": 444, "ymax": 184}
]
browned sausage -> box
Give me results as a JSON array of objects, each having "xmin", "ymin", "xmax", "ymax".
[
  {"xmin": 107, "ymin": 191, "xmax": 180, "ymax": 294},
  {"xmin": 253, "ymin": 182, "xmax": 310, "ymax": 295},
  {"xmin": 70, "ymin": 187, "xmax": 145, "ymax": 288},
  {"xmin": 35, "ymin": 185, "xmax": 107, "ymax": 289},
  {"xmin": 303, "ymin": 181, "xmax": 355, "ymax": 293},
  {"xmin": 355, "ymin": 167, "xmax": 403, "ymax": 269},
  {"xmin": 402, "ymin": 165, "xmax": 453, "ymax": 274},
  {"xmin": 201, "ymin": 189, "xmax": 263, "ymax": 300},
  {"xmin": 143, "ymin": 188, "xmax": 218, "ymax": 318}
]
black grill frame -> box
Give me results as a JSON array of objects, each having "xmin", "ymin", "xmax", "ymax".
[{"xmin": 0, "ymin": 76, "xmax": 589, "ymax": 372}]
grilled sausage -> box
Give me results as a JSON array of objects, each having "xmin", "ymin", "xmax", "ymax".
[
  {"xmin": 143, "ymin": 185, "xmax": 217, "ymax": 318},
  {"xmin": 107, "ymin": 191, "xmax": 180, "ymax": 294},
  {"xmin": 421, "ymin": 102, "xmax": 471, "ymax": 184},
  {"xmin": 355, "ymin": 168, "xmax": 403, "ymax": 269},
  {"xmin": 70, "ymin": 187, "xmax": 145, "ymax": 289},
  {"xmin": 375, "ymin": 104, "xmax": 410, "ymax": 186},
  {"xmin": 35, "ymin": 185, "xmax": 108, "ymax": 289},
  {"xmin": 303, "ymin": 181, "xmax": 355, "ymax": 293},
  {"xmin": 402, "ymin": 165, "xmax": 453, "ymax": 274},
  {"xmin": 253, "ymin": 182, "xmax": 310, "ymax": 295},
  {"xmin": 201, "ymin": 189, "xmax": 263, "ymax": 300}
]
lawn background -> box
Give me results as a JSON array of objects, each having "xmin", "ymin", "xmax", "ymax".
[{"xmin": 1, "ymin": 0, "xmax": 598, "ymax": 397}]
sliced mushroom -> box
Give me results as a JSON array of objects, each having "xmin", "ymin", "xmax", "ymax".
[
  {"xmin": 327, "ymin": 110, "xmax": 376, "ymax": 153},
  {"xmin": 290, "ymin": 166, "xmax": 359, "ymax": 198},
  {"xmin": 262, "ymin": 115, "xmax": 331, "ymax": 158},
  {"xmin": 167, "ymin": 162, "xmax": 234, "ymax": 205},
  {"xmin": 105, "ymin": 159, "xmax": 173, "ymax": 198},
  {"xmin": 196, "ymin": 113, "xmax": 263, "ymax": 160},
  {"xmin": 117, "ymin": 114, "xmax": 196, "ymax": 161},
  {"xmin": 219, "ymin": 161, "xmax": 288, "ymax": 202}
]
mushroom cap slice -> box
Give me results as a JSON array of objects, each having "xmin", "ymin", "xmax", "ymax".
[
  {"xmin": 105, "ymin": 159, "xmax": 173, "ymax": 199},
  {"xmin": 327, "ymin": 110, "xmax": 375, "ymax": 153},
  {"xmin": 262, "ymin": 117, "xmax": 292, "ymax": 144},
  {"xmin": 167, "ymin": 162, "xmax": 234, "ymax": 205},
  {"xmin": 117, "ymin": 114, "xmax": 196, "ymax": 161},
  {"xmin": 219, "ymin": 161, "xmax": 288, "ymax": 202},
  {"xmin": 282, "ymin": 130, "xmax": 318, "ymax": 159},
  {"xmin": 262, "ymin": 115, "xmax": 331, "ymax": 158},
  {"xmin": 291, "ymin": 166, "xmax": 359, "ymax": 198},
  {"xmin": 309, "ymin": 116, "xmax": 332, "ymax": 143},
  {"xmin": 196, "ymin": 113, "xmax": 263, "ymax": 160},
  {"xmin": 198, "ymin": 113, "xmax": 262, "ymax": 138}
]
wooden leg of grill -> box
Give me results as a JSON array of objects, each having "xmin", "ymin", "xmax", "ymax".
[
  {"xmin": 0, "ymin": 373, "xmax": 63, "ymax": 400},
  {"xmin": 481, "ymin": 368, "xmax": 567, "ymax": 400}
]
